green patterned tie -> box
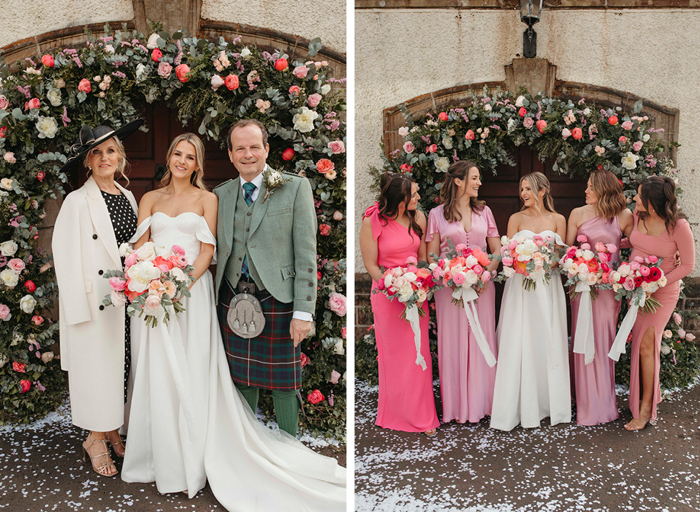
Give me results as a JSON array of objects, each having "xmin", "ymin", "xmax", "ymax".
[{"xmin": 241, "ymin": 182, "xmax": 256, "ymax": 277}]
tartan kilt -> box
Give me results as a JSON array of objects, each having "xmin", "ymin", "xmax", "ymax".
[{"xmin": 217, "ymin": 280, "xmax": 301, "ymax": 391}]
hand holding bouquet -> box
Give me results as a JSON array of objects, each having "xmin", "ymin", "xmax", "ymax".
[
  {"xmin": 102, "ymin": 242, "xmax": 195, "ymax": 327},
  {"xmin": 496, "ymin": 233, "xmax": 563, "ymax": 291},
  {"xmin": 608, "ymin": 255, "xmax": 666, "ymax": 361}
]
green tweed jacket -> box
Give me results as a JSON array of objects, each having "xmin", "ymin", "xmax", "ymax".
[{"xmin": 213, "ymin": 170, "xmax": 318, "ymax": 315}]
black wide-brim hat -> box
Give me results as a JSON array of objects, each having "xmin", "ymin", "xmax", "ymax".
[{"xmin": 60, "ymin": 118, "xmax": 144, "ymax": 173}]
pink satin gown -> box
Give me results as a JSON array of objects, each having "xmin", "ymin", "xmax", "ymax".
[
  {"xmin": 366, "ymin": 204, "xmax": 440, "ymax": 432},
  {"xmin": 570, "ymin": 215, "xmax": 622, "ymax": 425},
  {"xmin": 426, "ymin": 204, "xmax": 499, "ymax": 423},
  {"xmin": 627, "ymin": 212, "xmax": 694, "ymax": 422}
]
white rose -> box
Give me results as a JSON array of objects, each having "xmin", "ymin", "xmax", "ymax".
[
  {"xmin": 507, "ymin": 118, "xmax": 517, "ymax": 133},
  {"xmin": 36, "ymin": 116, "xmax": 58, "ymax": 139},
  {"xmin": 135, "ymin": 242, "xmax": 157, "ymax": 261},
  {"xmin": 464, "ymin": 270, "xmax": 479, "ymax": 286},
  {"xmin": 643, "ymin": 134, "xmax": 650, "ymax": 142},
  {"xmin": 19, "ymin": 294, "xmax": 37, "ymax": 313},
  {"xmin": 119, "ymin": 243, "xmax": 132, "ymax": 257},
  {"xmin": 1, "ymin": 178, "xmax": 14, "ymax": 191},
  {"xmin": 0, "ymin": 354, "xmax": 7, "ymax": 367},
  {"xmin": 293, "ymin": 107, "xmax": 319, "ymax": 133},
  {"xmin": 582, "ymin": 250, "xmax": 594, "ymax": 261},
  {"xmin": 515, "ymin": 95, "xmax": 525, "ymax": 107},
  {"xmin": 383, "ymin": 274, "xmax": 394, "ymax": 289},
  {"xmin": 170, "ymin": 267, "xmax": 187, "ymax": 283},
  {"xmin": 47, "ymin": 88, "xmax": 62, "ymax": 107},
  {"xmin": 0, "ymin": 269, "xmax": 19, "ymax": 288},
  {"xmin": 397, "ymin": 282, "xmax": 414, "ymax": 303},
  {"xmin": 529, "ymin": 268, "xmax": 546, "ymax": 282},
  {"xmin": 660, "ymin": 343, "xmax": 671, "ymax": 355},
  {"xmin": 465, "ymin": 255, "xmax": 478, "ymax": 268},
  {"xmin": 613, "ymin": 283, "xmax": 622, "ymax": 293},
  {"xmin": 621, "ymin": 152, "xmax": 640, "ymax": 170},
  {"xmin": 416, "ymin": 288, "xmax": 427, "ymax": 303},
  {"xmin": 104, "ymin": 44, "xmax": 115, "ymax": 54},
  {"xmin": 658, "ymin": 275, "xmax": 667, "ymax": 287},
  {"xmin": 41, "ymin": 351, "xmax": 54, "ymax": 363},
  {"xmin": 442, "ymin": 137, "xmax": 453, "ymax": 150},
  {"xmin": 577, "ymin": 263, "xmax": 589, "ymax": 275},
  {"xmin": 136, "ymin": 63, "xmax": 147, "ymax": 82},
  {"xmin": 0, "ymin": 240, "xmax": 18, "ymax": 256},
  {"xmin": 403, "ymin": 272, "xmax": 417, "ymax": 283},
  {"xmin": 398, "ymin": 127, "xmax": 409, "ymax": 137},
  {"xmin": 126, "ymin": 261, "xmax": 161, "ymax": 293},
  {"xmin": 321, "ymin": 84, "xmax": 331, "ymax": 95},
  {"xmin": 583, "ymin": 108, "xmax": 591, "ymax": 116},
  {"xmin": 586, "ymin": 273, "xmax": 598, "ymax": 285},
  {"xmin": 611, "ymin": 272, "xmax": 621, "ymax": 282},
  {"xmin": 501, "ymin": 235, "xmax": 509, "ymax": 246},
  {"xmin": 111, "ymin": 290, "xmax": 127, "ymax": 308},
  {"xmin": 435, "ymin": 157, "xmax": 450, "ymax": 173},
  {"xmin": 240, "ymin": 47, "xmax": 251, "ymax": 59},
  {"xmin": 484, "ymin": 104, "xmax": 492, "ymax": 112},
  {"xmin": 146, "ymin": 33, "xmax": 160, "ymax": 49},
  {"xmin": 503, "ymin": 266, "xmax": 516, "ymax": 278},
  {"xmin": 334, "ymin": 339, "xmax": 345, "ymax": 356}
]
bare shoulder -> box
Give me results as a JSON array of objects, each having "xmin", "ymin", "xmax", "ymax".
[
  {"xmin": 415, "ymin": 209, "xmax": 427, "ymax": 226},
  {"xmin": 568, "ymin": 206, "xmax": 584, "ymax": 220},
  {"xmin": 553, "ymin": 212, "xmax": 567, "ymax": 224}
]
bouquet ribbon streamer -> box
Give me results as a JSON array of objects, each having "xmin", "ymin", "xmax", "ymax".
[
  {"xmin": 454, "ymin": 287, "xmax": 496, "ymax": 367},
  {"xmin": 405, "ymin": 304, "xmax": 428, "ymax": 371},
  {"xmin": 608, "ymin": 292, "xmax": 646, "ymax": 362},
  {"xmin": 572, "ymin": 281, "xmax": 595, "ymax": 365}
]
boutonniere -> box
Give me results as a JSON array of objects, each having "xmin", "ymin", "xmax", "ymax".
[{"xmin": 261, "ymin": 168, "xmax": 291, "ymax": 204}]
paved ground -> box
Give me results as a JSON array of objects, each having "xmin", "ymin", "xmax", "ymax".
[
  {"xmin": 355, "ymin": 380, "xmax": 700, "ymax": 512},
  {"xmin": 0, "ymin": 399, "xmax": 345, "ymax": 512}
]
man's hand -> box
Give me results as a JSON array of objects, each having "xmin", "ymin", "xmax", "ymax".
[{"xmin": 290, "ymin": 318, "xmax": 312, "ymax": 347}]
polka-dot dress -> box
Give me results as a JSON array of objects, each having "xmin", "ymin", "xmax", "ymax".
[{"xmin": 101, "ymin": 190, "xmax": 137, "ymax": 403}]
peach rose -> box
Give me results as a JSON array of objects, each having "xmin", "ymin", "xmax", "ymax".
[{"xmin": 316, "ymin": 158, "xmax": 335, "ymax": 174}]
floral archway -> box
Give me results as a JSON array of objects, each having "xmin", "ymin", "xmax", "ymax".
[
  {"xmin": 0, "ymin": 24, "xmax": 347, "ymax": 438},
  {"xmin": 357, "ymin": 89, "xmax": 698, "ymax": 390}
]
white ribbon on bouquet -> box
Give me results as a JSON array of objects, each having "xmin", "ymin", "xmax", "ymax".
[
  {"xmin": 572, "ymin": 281, "xmax": 595, "ymax": 365},
  {"xmin": 452, "ymin": 286, "xmax": 496, "ymax": 367},
  {"xmin": 405, "ymin": 303, "xmax": 428, "ymax": 371},
  {"xmin": 608, "ymin": 291, "xmax": 646, "ymax": 362}
]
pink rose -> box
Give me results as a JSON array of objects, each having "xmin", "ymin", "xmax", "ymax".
[
  {"xmin": 110, "ymin": 291, "xmax": 127, "ymax": 308},
  {"xmin": 78, "ymin": 78, "xmax": 92, "ymax": 93},
  {"xmin": 536, "ymin": 120, "xmax": 547, "ymax": 133},
  {"xmin": 289, "ymin": 85, "xmax": 301, "ymax": 96},
  {"xmin": 519, "ymin": 107, "xmax": 527, "ymax": 117},
  {"xmin": 633, "ymin": 141, "xmax": 643, "ymax": 152},
  {"xmin": 405, "ymin": 256, "xmax": 418, "ymax": 266},
  {"xmin": 329, "ymin": 370, "xmax": 341, "ymax": 384},
  {"xmin": 607, "ymin": 244, "xmax": 618, "ymax": 254},
  {"xmin": 300, "ymin": 353, "xmax": 310, "ymax": 367},
  {"xmin": 224, "ymin": 74, "xmax": 239, "ymax": 90},
  {"xmin": 328, "ymin": 292, "xmax": 347, "ymax": 317},
  {"xmin": 594, "ymin": 242, "xmax": 606, "ymax": 253},
  {"xmin": 124, "ymin": 253, "xmax": 138, "ymax": 268},
  {"xmin": 673, "ymin": 312, "xmax": 682, "ymax": 325},
  {"xmin": 175, "ymin": 64, "xmax": 190, "ymax": 83},
  {"xmin": 629, "ymin": 261, "xmax": 640, "ymax": 271},
  {"xmin": 170, "ymin": 245, "xmax": 185, "ymax": 256},
  {"xmin": 4, "ymin": 152, "xmax": 16, "ymax": 163},
  {"xmin": 144, "ymin": 294, "xmax": 161, "ymax": 310},
  {"xmin": 523, "ymin": 117, "xmax": 534, "ymax": 129},
  {"xmin": 41, "ymin": 54, "xmax": 55, "ymax": 67},
  {"xmin": 455, "ymin": 244, "xmax": 467, "ymax": 254},
  {"xmin": 581, "ymin": 243, "xmax": 591, "ymax": 251},
  {"xmin": 0, "ymin": 304, "xmax": 10, "ymax": 320},
  {"xmin": 426, "ymin": 144, "xmax": 438, "ymax": 153},
  {"xmin": 619, "ymin": 136, "xmax": 627, "ymax": 144},
  {"xmin": 151, "ymin": 48, "xmax": 162, "ymax": 62},
  {"xmin": 32, "ymin": 315, "xmax": 43, "ymax": 325},
  {"xmin": 109, "ymin": 277, "xmax": 127, "ymax": 292},
  {"xmin": 465, "ymin": 130, "xmax": 475, "ymax": 141},
  {"xmin": 473, "ymin": 264, "xmax": 484, "ymax": 274},
  {"xmin": 599, "ymin": 252, "xmax": 609, "ymax": 264},
  {"xmin": 403, "ymin": 141, "xmax": 415, "ymax": 153},
  {"xmin": 24, "ymin": 98, "xmax": 40, "ymax": 110},
  {"xmin": 639, "ymin": 266, "xmax": 650, "ymax": 276},
  {"xmin": 158, "ymin": 61, "xmax": 172, "ymax": 78},
  {"xmin": 332, "ymin": 210, "xmax": 343, "ymax": 221},
  {"xmin": 646, "ymin": 255, "xmax": 658, "ymax": 264},
  {"xmin": 532, "ymin": 235, "xmax": 544, "ymax": 246},
  {"xmin": 561, "ymin": 128, "xmax": 571, "ymax": 140},
  {"xmin": 622, "ymin": 121, "xmax": 633, "ymax": 130},
  {"xmin": 0, "ymin": 95, "xmax": 9, "ymax": 110},
  {"xmin": 307, "ymin": 389, "xmax": 325, "ymax": 404},
  {"xmin": 481, "ymin": 271, "xmax": 492, "ymax": 282},
  {"xmin": 678, "ymin": 328, "xmax": 686, "ymax": 339},
  {"xmin": 623, "ymin": 277, "xmax": 635, "ymax": 291},
  {"xmin": 502, "ymin": 256, "xmax": 514, "ymax": 266},
  {"xmin": 341, "ymin": 327, "xmax": 347, "ymax": 339},
  {"xmin": 432, "ymin": 267, "xmax": 443, "ymax": 280},
  {"xmin": 452, "ymin": 272, "xmax": 466, "ymax": 286},
  {"xmin": 8, "ymin": 258, "xmax": 25, "ymax": 273},
  {"xmin": 319, "ymin": 224, "xmax": 331, "ymax": 236},
  {"xmin": 211, "ymin": 74, "xmax": 225, "ymax": 91},
  {"xmin": 177, "ymin": 255, "xmax": 188, "ymax": 267},
  {"xmin": 328, "ymin": 140, "xmax": 345, "ymax": 154},
  {"xmin": 13, "ymin": 361, "xmax": 26, "ymax": 373},
  {"xmin": 634, "ymin": 256, "xmax": 644, "ymax": 263},
  {"xmin": 307, "ymin": 93, "xmax": 322, "ymax": 108},
  {"xmin": 686, "ymin": 333, "xmax": 696, "ymax": 342},
  {"xmin": 19, "ymin": 380, "xmax": 31, "ymax": 393},
  {"xmin": 292, "ymin": 65, "xmax": 308, "ymax": 79}
]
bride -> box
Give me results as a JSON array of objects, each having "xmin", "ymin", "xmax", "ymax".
[
  {"xmin": 490, "ymin": 171, "xmax": 571, "ymax": 431},
  {"xmin": 120, "ymin": 133, "xmax": 345, "ymax": 511}
]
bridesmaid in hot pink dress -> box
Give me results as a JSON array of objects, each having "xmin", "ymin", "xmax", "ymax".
[
  {"xmin": 425, "ymin": 161, "xmax": 501, "ymax": 424},
  {"xmin": 624, "ymin": 176, "xmax": 694, "ymax": 431},
  {"xmin": 566, "ymin": 170, "xmax": 633, "ymax": 426},
  {"xmin": 359, "ymin": 173, "xmax": 440, "ymax": 434}
]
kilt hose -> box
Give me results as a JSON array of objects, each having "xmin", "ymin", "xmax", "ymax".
[{"xmin": 217, "ymin": 278, "xmax": 302, "ymax": 391}]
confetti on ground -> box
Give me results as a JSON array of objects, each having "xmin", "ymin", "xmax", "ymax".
[{"xmin": 355, "ymin": 379, "xmax": 700, "ymax": 511}]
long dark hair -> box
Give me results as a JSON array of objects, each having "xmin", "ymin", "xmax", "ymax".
[
  {"xmin": 639, "ymin": 175, "xmax": 683, "ymax": 230},
  {"xmin": 378, "ymin": 172, "xmax": 422, "ymax": 239},
  {"xmin": 440, "ymin": 160, "xmax": 485, "ymax": 222}
]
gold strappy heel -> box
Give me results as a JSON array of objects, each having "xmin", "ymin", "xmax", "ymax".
[
  {"xmin": 108, "ymin": 433, "xmax": 126, "ymax": 458},
  {"xmin": 82, "ymin": 433, "xmax": 117, "ymax": 477}
]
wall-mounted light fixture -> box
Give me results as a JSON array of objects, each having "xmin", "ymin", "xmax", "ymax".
[{"xmin": 519, "ymin": 0, "xmax": 543, "ymax": 58}]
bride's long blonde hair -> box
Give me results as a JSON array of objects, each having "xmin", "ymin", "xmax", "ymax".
[
  {"xmin": 161, "ymin": 133, "xmax": 208, "ymax": 190},
  {"xmin": 520, "ymin": 172, "xmax": 556, "ymax": 213}
]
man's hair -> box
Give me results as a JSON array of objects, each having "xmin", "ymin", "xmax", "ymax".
[{"xmin": 226, "ymin": 119, "xmax": 269, "ymax": 150}]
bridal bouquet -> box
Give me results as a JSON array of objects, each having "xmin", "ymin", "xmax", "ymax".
[
  {"xmin": 495, "ymin": 233, "xmax": 563, "ymax": 291},
  {"xmin": 374, "ymin": 257, "xmax": 440, "ymax": 370},
  {"xmin": 433, "ymin": 243, "xmax": 497, "ymax": 367},
  {"xmin": 101, "ymin": 242, "xmax": 195, "ymax": 327},
  {"xmin": 607, "ymin": 255, "xmax": 667, "ymax": 361},
  {"xmin": 562, "ymin": 235, "xmax": 618, "ymax": 364}
]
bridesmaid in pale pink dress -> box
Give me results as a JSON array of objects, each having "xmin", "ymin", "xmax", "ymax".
[
  {"xmin": 624, "ymin": 176, "xmax": 694, "ymax": 430},
  {"xmin": 425, "ymin": 161, "xmax": 501, "ymax": 424},
  {"xmin": 566, "ymin": 170, "xmax": 633, "ymax": 426},
  {"xmin": 359, "ymin": 172, "xmax": 440, "ymax": 435}
]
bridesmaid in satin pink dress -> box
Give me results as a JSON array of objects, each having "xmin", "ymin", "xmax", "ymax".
[
  {"xmin": 359, "ymin": 173, "xmax": 440, "ymax": 434},
  {"xmin": 425, "ymin": 162, "xmax": 501, "ymax": 424},
  {"xmin": 566, "ymin": 170, "xmax": 633, "ymax": 426},
  {"xmin": 624, "ymin": 176, "xmax": 694, "ymax": 430}
]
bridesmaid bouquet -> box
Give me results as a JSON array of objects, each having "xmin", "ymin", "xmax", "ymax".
[
  {"xmin": 562, "ymin": 235, "xmax": 618, "ymax": 364},
  {"xmin": 374, "ymin": 257, "xmax": 440, "ymax": 370},
  {"xmin": 101, "ymin": 242, "xmax": 195, "ymax": 327},
  {"xmin": 495, "ymin": 233, "xmax": 563, "ymax": 291},
  {"xmin": 432, "ymin": 243, "xmax": 497, "ymax": 367},
  {"xmin": 607, "ymin": 255, "xmax": 667, "ymax": 361}
]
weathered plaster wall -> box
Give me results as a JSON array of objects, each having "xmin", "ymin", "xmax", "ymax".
[{"xmin": 356, "ymin": 8, "xmax": 700, "ymax": 275}]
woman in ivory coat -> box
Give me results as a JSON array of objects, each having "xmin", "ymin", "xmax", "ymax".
[{"xmin": 52, "ymin": 120, "xmax": 142, "ymax": 477}]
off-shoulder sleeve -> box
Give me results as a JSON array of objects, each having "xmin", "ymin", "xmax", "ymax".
[
  {"xmin": 129, "ymin": 216, "xmax": 152, "ymax": 243},
  {"xmin": 483, "ymin": 206, "xmax": 500, "ymax": 238},
  {"xmin": 665, "ymin": 219, "xmax": 695, "ymax": 285},
  {"xmin": 424, "ymin": 207, "xmax": 440, "ymax": 243},
  {"xmin": 196, "ymin": 216, "xmax": 217, "ymax": 264},
  {"xmin": 363, "ymin": 202, "xmax": 383, "ymax": 242}
]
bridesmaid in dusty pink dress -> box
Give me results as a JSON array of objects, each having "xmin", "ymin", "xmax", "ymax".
[
  {"xmin": 425, "ymin": 161, "xmax": 501, "ymax": 423},
  {"xmin": 566, "ymin": 170, "xmax": 633, "ymax": 426},
  {"xmin": 359, "ymin": 172, "xmax": 440, "ymax": 435},
  {"xmin": 623, "ymin": 176, "xmax": 694, "ymax": 430}
]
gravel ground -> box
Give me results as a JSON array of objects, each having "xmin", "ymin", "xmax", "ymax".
[
  {"xmin": 355, "ymin": 380, "xmax": 700, "ymax": 512},
  {"xmin": 0, "ymin": 399, "xmax": 345, "ymax": 511}
]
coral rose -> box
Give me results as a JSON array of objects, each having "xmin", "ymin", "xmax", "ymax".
[
  {"xmin": 438, "ymin": 112, "xmax": 448, "ymax": 121},
  {"xmin": 175, "ymin": 64, "xmax": 190, "ymax": 83},
  {"xmin": 32, "ymin": 315, "xmax": 43, "ymax": 326},
  {"xmin": 307, "ymin": 389, "xmax": 325, "ymax": 404},
  {"xmin": 519, "ymin": 107, "xmax": 527, "ymax": 117},
  {"xmin": 319, "ymin": 224, "xmax": 331, "ymax": 236},
  {"xmin": 316, "ymin": 158, "xmax": 335, "ymax": 174},
  {"xmin": 571, "ymin": 127, "xmax": 583, "ymax": 140},
  {"xmin": 224, "ymin": 74, "xmax": 239, "ymax": 90},
  {"xmin": 536, "ymin": 120, "xmax": 547, "ymax": 133},
  {"xmin": 465, "ymin": 130, "xmax": 475, "ymax": 140},
  {"xmin": 20, "ymin": 380, "xmax": 31, "ymax": 393},
  {"xmin": 13, "ymin": 361, "xmax": 26, "ymax": 373},
  {"xmin": 282, "ymin": 148, "xmax": 295, "ymax": 161},
  {"xmin": 41, "ymin": 55, "xmax": 54, "ymax": 68},
  {"xmin": 78, "ymin": 78, "xmax": 92, "ymax": 93},
  {"xmin": 289, "ymin": 85, "xmax": 301, "ymax": 96},
  {"xmin": 608, "ymin": 115, "xmax": 618, "ymax": 125},
  {"xmin": 151, "ymin": 48, "xmax": 162, "ymax": 62},
  {"xmin": 426, "ymin": 144, "xmax": 438, "ymax": 153},
  {"xmin": 300, "ymin": 353, "xmax": 310, "ymax": 368},
  {"xmin": 274, "ymin": 58, "xmax": 288, "ymax": 71}
]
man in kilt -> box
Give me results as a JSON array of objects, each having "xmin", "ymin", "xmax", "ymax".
[{"xmin": 213, "ymin": 119, "xmax": 317, "ymax": 437}]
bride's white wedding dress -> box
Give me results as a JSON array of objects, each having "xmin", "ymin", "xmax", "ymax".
[
  {"xmin": 490, "ymin": 230, "xmax": 571, "ymax": 431},
  {"xmin": 121, "ymin": 212, "xmax": 346, "ymax": 511}
]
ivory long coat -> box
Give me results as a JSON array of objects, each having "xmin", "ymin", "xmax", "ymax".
[{"xmin": 52, "ymin": 177, "xmax": 137, "ymax": 431}]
